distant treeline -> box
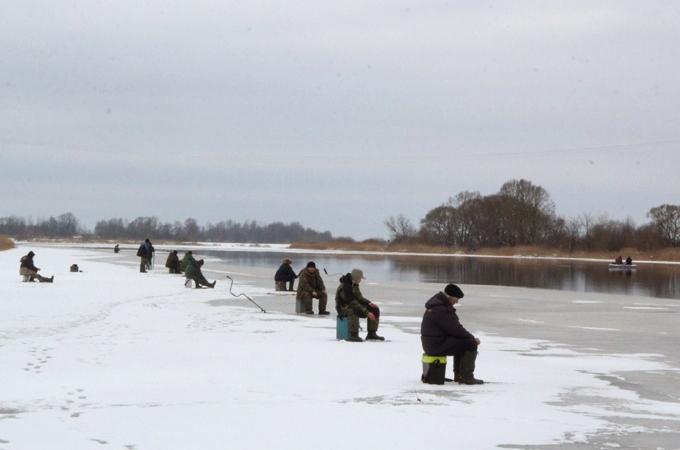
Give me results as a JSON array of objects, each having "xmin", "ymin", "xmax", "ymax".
[
  {"xmin": 0, "ymin": 214, "xmax": 334, "ymax": 243},
  {"xmin": 385, "ymin": 179, "xmax": 680, "ymax": 251}
]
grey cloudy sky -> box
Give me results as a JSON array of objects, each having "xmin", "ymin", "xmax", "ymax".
[{"xmin": 1, "ymin": 1, "xmax": 679, "ymax": 239}]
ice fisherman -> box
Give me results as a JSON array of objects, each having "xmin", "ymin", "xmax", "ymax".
[
  {"xmin": 114, "ymin": 244, "xmax": 120, "ymax": 254},
  {"xmin": 165, "ymin": 250, "xmax": 181, "ymax": 274},
  {"xmin": 625, "ymin": 256, "xmax": 633, "ymax": 265},
  {"xmin": 420, "ymin": 284, "xmax": 483, "ymax": 385},
  {"xmin": 136, "ymin": 238, "xmax": 155, "ymax": 273},
  {"xmin": 614, "ymin": 255, "xmax": 623, "ymax": 265},
  {"xmin": 19, "ymin": 251, "xmax": 54, "ymax": 283},
  {"xmin": 296, "ymin": 261, "xmax": 329, "ymax": 315},
  {"xmin": 183, "ymin": 253, "xmax": 216, "ymax": 288},
  {"xmin": 274, "ymin": 258, "xmax": 297, "ymax": 291},
  {"xmin": 335, "ymin": 269, "xmax": 384, "ymax": 342}
]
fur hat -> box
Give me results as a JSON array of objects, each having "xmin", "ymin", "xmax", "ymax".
[
  {"xmin": 306, "ymin": 261, "xmax": 316, "ymax": 269},
  {"xmin": 444, "ymin": 283, "xmax": 464, "ymax": 299}
]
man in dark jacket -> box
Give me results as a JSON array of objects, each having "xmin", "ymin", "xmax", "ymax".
[
  {"xmin": 19, "ymin": 251, "xmax": 54, "ymax": 282},
  {"xmin": 136, "ymin": 238, "xmax": 155, "ymax": 273},
  {"xmin": 165, "ymin": 250, "xmax": 181, "ymax": 274},
  {"xmin": 296, "ymin": 261, "xmax": 329, "ymax": 315},
  {"xmin": 274, "ymin": 258, "xmax": 297, "ymax": 291},
  {"xmin": 184, "ymin": 254, "xmax": 216, "ymax": 288},
  {"xmin": 335, "ymin": 269, "xmax": 383, "ymax": 342},
  {"xmin": 420, "ymin": 284, "xmax": 483, "ymax": 385}
]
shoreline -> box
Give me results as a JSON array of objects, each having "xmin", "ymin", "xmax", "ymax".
[{"xmin": 19, "ymin": 239, "xmax": 680, "ymax": 266}]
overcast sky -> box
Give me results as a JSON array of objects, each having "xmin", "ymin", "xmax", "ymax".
[{"xmin": 1, "ymin": 1, "xmax": 679, "ymax": 239}]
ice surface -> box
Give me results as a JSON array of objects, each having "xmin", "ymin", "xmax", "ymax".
[{"xmin": 1, "ymin": 246, "xmax": 680, "ymax": 449}]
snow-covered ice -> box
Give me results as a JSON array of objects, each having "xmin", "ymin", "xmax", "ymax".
[{"xmin": 2, "ymin": 246, "xmax": 680, "ymax": 449}]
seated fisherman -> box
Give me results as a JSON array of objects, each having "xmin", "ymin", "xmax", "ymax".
[
  {"xmin": 335, "ymin": 269, "xmax": 384, "ymax": 342},
  {"xmin": 615, "ymin": 255, "xmax": 623, "ymax": 265},
  {"xmin": 420, "ymin": 284, "xmax": 483, "ymax": 385},
  {"xmin": 19, "ymin": 251, "xmax": 54, "ymax": 283},
  {"xmin": 274, "ymin": 258, "xmax": 297, "ymax": 291},
  {"xmin": 296, "ymin": 261, "xmax": 329, "ymax": 315},
  {"xmin": 184, "ymin": 254, "xmax": 216, "ymax": 289},
  {"xmin": 625, "ymin": 256, "xmax": 633, "ymax": 265},
  {"xmin": 165, "ymin": 250, "xmax": 182, "ymax": 274}
]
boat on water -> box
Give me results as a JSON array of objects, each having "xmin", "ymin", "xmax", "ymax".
[{"xmin": 608, "ymin": 263, "xmax": 637, "ymax": 271}]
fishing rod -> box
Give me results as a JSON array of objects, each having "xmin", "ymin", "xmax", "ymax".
[
  {"xmin": 323, "ymin": 268, "xmax": 344, "ymax": 277},
  {"xmin": 225, "ymin": 275, "xmax": 266, "ymax": 313}
]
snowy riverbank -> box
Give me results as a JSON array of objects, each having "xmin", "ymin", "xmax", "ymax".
[{"xmin": 2, "ymin": 246, "xmax": 680, "ymax": 449}]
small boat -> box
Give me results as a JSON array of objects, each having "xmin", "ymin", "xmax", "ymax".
[{"xmin": 608, "ymin": 263, "xmax": 637, "ymax": 271}]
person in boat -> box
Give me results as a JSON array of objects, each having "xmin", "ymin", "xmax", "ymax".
[
  {"xmin": 625, "ymin": 256, "xmax": 633, "ymax": 265},
  {"xmin": 614, "ymin": 255, "xmax": 623, "ymax": 265}
]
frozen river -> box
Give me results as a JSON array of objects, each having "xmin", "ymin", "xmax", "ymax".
[{"xmin": 6, "ymin": 243, "xmax": 679, "ymax": 449}]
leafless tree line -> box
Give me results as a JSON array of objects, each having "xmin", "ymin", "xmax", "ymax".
[
  {"xmin": 385, "ymin": 179, "xmax": 680, "ymax": 251},
  {"xmin": 0, "ymin": 215, "xmax": 333, "ymax": 243}
]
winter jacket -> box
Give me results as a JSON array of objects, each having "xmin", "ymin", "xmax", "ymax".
[
  {"xmin": 165, "ymin": 252, "xmax": 180, "ymax": 269},
  {"xmin": 274, "ymin": 263, "xmax": 297, "ymax": 282},
  {"xmin": 20, "ymin": 254, "xmax": 38, "ymax": 271},
  {"xmin": 296, "ymin": 269, "xmax": 325, "ymax": 299},
  {"xmin": 420, "ymin": 292, "xmax": 475, "ymax": 355},
  {"xmin": 335, "ymin": 273, "xmax": 370, "ymax": 315},
  {"xmin": 183, "ymin": 255, "xmax": 200, "ymax": 277},
  {"xmin": 137, "ymin": 242, "xmax": 154, "ymax": 258}
]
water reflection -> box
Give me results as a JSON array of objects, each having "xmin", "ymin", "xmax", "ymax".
[{"xmin": 204, "ymin": 251, "xmax": 680, "ymax": 300}]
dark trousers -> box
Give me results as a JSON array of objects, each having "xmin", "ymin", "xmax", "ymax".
[
  {"xmin": 299, "ymin": 291, "xmax": 328, "ymax": 314},
  {"xmin": 341, "ymin": 303, "xmax": 380, "ymax": 334}
]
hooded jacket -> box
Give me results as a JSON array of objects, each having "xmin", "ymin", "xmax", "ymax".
[
  {"xmin": 20, "ymin": 252, "xmax": 38, "ymax": 271},
  {"xmin": 335, "ymin": 273, "xmax": 370, "ymax": 315},
  {"xmin": 296, "ymin": 268, "xmax": 325, "ymax": 298},
  {"xmin": 420, "ymin": 291, "xmax": 475, "ymax": 355}
]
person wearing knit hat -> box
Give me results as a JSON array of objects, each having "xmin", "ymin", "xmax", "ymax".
[
  {"xmin": 296, "ymin": 261, "xmax": 329, "ymax": 315},
  {"xmin": 274, "ymin": 257, "xmax": 298, "ymax": 291},
  {"xmin": 335, "ymin": 268, "xmax": 384, "ymax": 341},
  {"xmin": 19, "ymin": 250, "xmax": 54, "ymax": 283},
  {"xmin": 420, "ymin": 283, "xmax": 483, "ymax": 384}
]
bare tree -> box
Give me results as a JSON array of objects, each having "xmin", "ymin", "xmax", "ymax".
[
  {"xmin": 648, "ymin": 204, "xmax": 680, "ymax": 247},
  {"xmin": 384, "ymin": 214, "xmax": 416, "ymax": 243}
]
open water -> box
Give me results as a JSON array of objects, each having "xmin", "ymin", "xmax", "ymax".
[{"xmin": 203, "ymin": 250, "xmax": 680, "ymax": 299}]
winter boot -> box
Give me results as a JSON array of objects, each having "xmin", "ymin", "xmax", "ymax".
[
  {"xmin": 453, "ymin": 354, "xmax": 463, "ymax": 383},
  {"xmin": 457, "ymin": 350, "xmax": 484, "ymax": 385},
  {"xmin": 365, "ymin": 332, "xmax": 385, "ymax": 341},
  {"xmin": 209, "ymin": 281, "xmax": 216, "ymax": 288},
  {"xmin": 346, "ymin": 333, "xmax": 363, "ymax": 342},
  {"xmin": 318, "ymin": 310, "xmax": 330, "ymax": 315}
]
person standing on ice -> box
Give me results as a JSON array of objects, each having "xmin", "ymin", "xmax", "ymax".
[
  {"xmin": 165, "ymin": 250, "xmax": 181, "ymax": 274},
  {"xmin": 19, "ymin": 251, "xmax": 54, "ymax": 282},
  {"xmin": 136, "ymin": 238, "xmax": 154, "ymax": 273},
  {"xmin": 420, "ymin": 284, "xmax": 483, "ymax": 385},
  {"xmin": 296, "ymin": 261, "xmax": 329, "ymax": 315},
  {"xmin": 335, "ymin": 269, "xmax": 384, "ymax": 342},
  {"xmin": 274, "ymin": 258, "xmax": 297, "ymax": 291}
]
